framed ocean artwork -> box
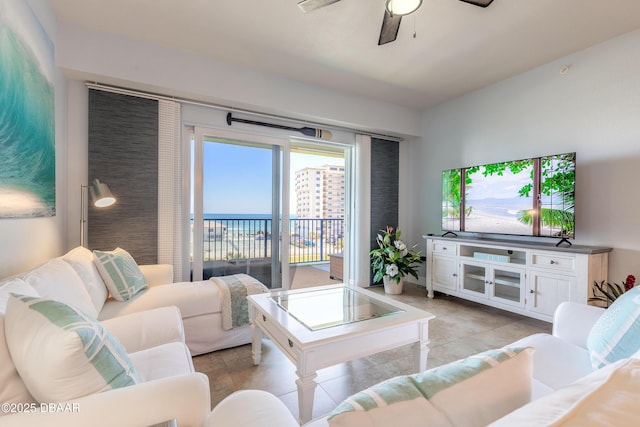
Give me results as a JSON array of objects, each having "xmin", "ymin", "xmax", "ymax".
[{"xmin": 0, "ymin": 0, "xmax": 55, "ymax": 218}]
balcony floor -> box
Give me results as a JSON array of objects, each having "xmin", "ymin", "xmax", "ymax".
[{"xmin": 290, "ymin": 263, "xmax": 342, "ymax": 289}]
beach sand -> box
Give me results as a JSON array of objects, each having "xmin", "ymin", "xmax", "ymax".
[{"xmin": 443, "ymin": 210, "xmax": 568, "ymax": 237}]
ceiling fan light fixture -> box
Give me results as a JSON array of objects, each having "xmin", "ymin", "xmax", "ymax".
[
  {"xmin": 385, "ymin": 0, "xmax": 423, "ymax": 16},
  {"xmin": 297, "ymin": 0, "xmax": 342, "ymax": 13}
]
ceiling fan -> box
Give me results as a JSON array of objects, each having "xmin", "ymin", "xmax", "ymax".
[{"xmin": 298, "ymin": 0, "xmax": 495, "ymax": 45}]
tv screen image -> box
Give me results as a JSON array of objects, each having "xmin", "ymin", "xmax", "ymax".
[{"xmin": 442, "ymin": 152, "xmax": 575, "ymax": 239}]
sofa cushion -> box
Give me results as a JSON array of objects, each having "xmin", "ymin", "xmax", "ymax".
[
  {"xmin": 94, "ymin": 248, "xmax": 148, "ymax": 301},
  {"xmin": 328, "ymin": 347, "xmax": 533, "ymax": 427},
  {"xmin": 0, "ymin": 277, "xmax": 38, "ymax": 313},
  {"xmin": 4, "ymin": 294, "xmax": 139, "ymax": 403},
  {"xmin": 23, "ymin": 258, "xmax": 98, "ymax": 318},
  {"xmin": 587, "ymin": 286, "xmax": 640, "ymax": 369},
  {"xmin": 489, "ymin": 356, "xmax": 640, "ymax": 426},
  {"xmin": 63, "ymin": 246, "xmax": 109, "ymax": 312},
  {"xmin": 129, "ymin": 341, "xmax": 195, "ymax": 382},
  {"xmin": 0, "ymin": 314, "xmax": 36, "ymax": 411},
  {"xmin": 0, "ymin": 279, "xmax": 40, "ymax": 410},
  {"xmin": 98, "ymin": 280, "xmax": 221, "ymax": 321}
]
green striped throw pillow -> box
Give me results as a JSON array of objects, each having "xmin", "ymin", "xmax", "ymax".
[
  {"xmin": 4, "ymin": 294, "xmax": 139, "ymax": 403},
  {"xmin": 93, "ymin": 248, "xmax": 148, "ymax": 301},
  {"xmin": 329, "ymin": 347, "xmax": 533, "ymax": 427}
]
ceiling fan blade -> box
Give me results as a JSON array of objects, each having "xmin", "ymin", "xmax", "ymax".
[
  {"xmin": 458, "ymin": 0, "xmax": 494, "ymax": 7},
  {"xmin": 297, "ymin": 0, "xmax": 342, "ymax": 13},
  {"xmin": 378, "ymin": 10, "xmax": 402, "ymax": 45}
]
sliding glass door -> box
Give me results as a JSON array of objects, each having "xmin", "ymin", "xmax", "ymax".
[
  {"xmin": 191, "ymin": 126, "xmax": 352, "ymax": 289},
  {"xmin": 288, "ymin": 142, "xmax": 348, "ymax": 288}
]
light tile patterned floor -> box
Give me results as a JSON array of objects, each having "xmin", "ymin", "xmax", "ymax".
[{"xmin": 193, "ymin": 281, "xmax": 551, "ymax": 421}]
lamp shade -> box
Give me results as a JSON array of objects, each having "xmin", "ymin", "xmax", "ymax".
[
  {"xmin": 89, "ymin": 179, "xmax": 116, "ymax": 207},
  {"xmin": 386, "ymin": 0, "xmax": 423, "ymax": 16}
]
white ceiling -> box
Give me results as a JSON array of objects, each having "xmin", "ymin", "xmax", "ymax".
[{"xmin": 51, "ymin": 0, "xmax": 640, "ymax": 110}]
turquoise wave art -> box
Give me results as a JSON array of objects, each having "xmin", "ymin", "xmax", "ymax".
[{"xmin": 0, "ymin": 1, "xmax": 55, "ymax": 218}]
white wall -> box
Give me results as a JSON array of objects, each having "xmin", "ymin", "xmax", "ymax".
[
  {"xmin": 407, "ymin": 29, "xmax": 640, "ymax": 282},
  {"xmin": 56, "ymin": 23, "xmax": 422, "ymax": 139},
  {"xmin": 0, "ymin": 1, "xmax": 67, "ymax": 279}
]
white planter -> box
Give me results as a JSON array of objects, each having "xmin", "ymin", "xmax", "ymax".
[{"xmin": 383, "ymin": 275, "xmax": 403, "ymax": 295}]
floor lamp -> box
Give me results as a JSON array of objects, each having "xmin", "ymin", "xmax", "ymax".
[{"xmin": 80, "ymin": 179, "xmax": 116, "ymax": 247}]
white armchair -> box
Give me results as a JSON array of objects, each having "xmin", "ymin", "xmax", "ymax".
[
  {"xmin": 508, "ymin": 301, "xmax": 605, "ymax": 398},
  {"xmin": 551, "ymin": 300, "xmax": 605, "ymax": 347},
  {"xmin": 1, "ymin": 306, "xmax": 211, "ymax": 427}
]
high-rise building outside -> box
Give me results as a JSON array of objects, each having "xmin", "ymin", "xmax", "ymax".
[{"xmin": 295, "ymin": 165, "xmax": 345, "ymax": 219}]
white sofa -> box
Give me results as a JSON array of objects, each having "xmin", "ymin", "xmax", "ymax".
[
  {"xmin": 0, "ymin": 246, "xmax": 252, "ymax": 356},
  {"xmin": 0, "ymin": 305, "xmax": 212, "ymax": 427},
  {"xmin": 208, "ymin": 301, "xmax": 640, "ymax": 427}
]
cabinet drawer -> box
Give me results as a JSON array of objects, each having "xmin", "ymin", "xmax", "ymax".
[
  {"xmin": 530, "ymin": 252, "xmax": 575, "ymax": 272},
  {"xmin": 431, "ymin": 242, "xmax": 456, "ymax": 255},
  {"xmin": 255, "ymin": 311, "xmax": 298, "ymax": 360}
]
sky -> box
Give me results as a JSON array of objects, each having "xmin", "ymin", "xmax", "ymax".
[
  {"xmin": 200, "ymin": 141, "xmax": 344, "ymax": 215},
  {"xmin": 465, "ymin": 167, "xmax": 532, "ymax": 201}
]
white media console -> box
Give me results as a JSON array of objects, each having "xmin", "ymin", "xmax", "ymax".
[{"xmin": 424, "ymin": 235, "xmax": 612, "ymax": 322}]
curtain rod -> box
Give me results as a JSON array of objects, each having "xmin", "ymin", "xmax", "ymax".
[{"xmin": 84, "ymin": 82, "xmax": 402, "ymax": 142}]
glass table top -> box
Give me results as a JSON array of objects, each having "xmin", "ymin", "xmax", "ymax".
[{"xmin": 272, "ymin": 286, "xmax": 404, "ymax": 330}]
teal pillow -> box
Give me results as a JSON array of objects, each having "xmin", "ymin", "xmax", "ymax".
[
  {"xmin": 587, "ymin": 286, "xmax": 640, "ymax": 369},
  {"xmin": 93, "ymin": 248, "xmax": 148, "ymax": 301}
]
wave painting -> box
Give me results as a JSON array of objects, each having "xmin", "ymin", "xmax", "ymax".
[{"xmin": 0, "ymin": 0, "xmax": 55, "ymax": 218}]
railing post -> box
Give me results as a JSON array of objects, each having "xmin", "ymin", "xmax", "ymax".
[
  {"xmin": 320, "ymin": 219, "xmax": 324, "ymax": 261},
  {"xmin": 264, "ymin": 219, "xmax": 268, "ymax": 259}
]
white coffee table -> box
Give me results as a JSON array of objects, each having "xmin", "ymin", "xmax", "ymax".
[{"xmin": 247, "ymin": 284, "xmax": 435, "ymax": 423}]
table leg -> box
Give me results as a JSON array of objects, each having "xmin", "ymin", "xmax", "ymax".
[
  {"xmin": 413, "ymin": 339, "xmax": 430, "ymax": 372},
  {"xmin": 295, "ymin": 371, "xmax": 318, "ymax": 424},
  {"xmin": 251, "ymin": 321, "xmax": 264, "ymax": 365},
  {"xmin": 427, "ymin": 282, "xmax": 435, "ymax": 299}
]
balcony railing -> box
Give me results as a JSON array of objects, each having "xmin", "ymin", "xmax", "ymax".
[{"xmin": 202, "ymin": 217, "xmax": 344, "ymax": 264}]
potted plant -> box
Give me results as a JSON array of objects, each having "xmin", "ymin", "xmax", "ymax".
[
  {"xmin": 370, "ymin": 226, "xmax": 423, "ymax": 294},
  {"xmin": 589, "ymin": 274, "xmax": 636, "ymax": 307}
]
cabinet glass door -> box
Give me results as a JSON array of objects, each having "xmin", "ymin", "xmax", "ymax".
[
  {"xmin": 491, "ymin": 267, "xmax": 525, "ymax": 307},
  {"xmin": 461, "ymin": 262, "xmax": 486, "ymax": 297}
]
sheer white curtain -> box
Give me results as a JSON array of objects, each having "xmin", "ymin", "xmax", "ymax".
[
  {"xmin": 158, "ymin": 99, "xmax": 183, "ymax": 281},
  {"xmin": 352, "ymin": 134, "xmax": 372, "ymax": 287}
]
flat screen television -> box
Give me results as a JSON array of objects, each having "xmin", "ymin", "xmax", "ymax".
[{"xmin": 441, "ymin": 152, "xmax": 576, "ymax": 241}]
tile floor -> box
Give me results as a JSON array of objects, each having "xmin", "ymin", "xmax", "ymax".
[{"xmin": 192, "ymin": 283, "xmax": 552, "ymax": 421}]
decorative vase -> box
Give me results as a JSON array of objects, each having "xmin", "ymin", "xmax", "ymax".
[{"xmin": 383, "ymin": 275, "xmax": 403, "ymax": 295}]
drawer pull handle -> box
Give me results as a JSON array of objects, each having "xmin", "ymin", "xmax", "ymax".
[
  {"xmin": 288, "ymin": 339, "xmax": 293, "ymax": 348},
  {"xmin": 452, "ymin": 273, "xmax": 457, "ymax": 277},
  {"xmin": 262, "ymin": 315, "xmax": 266, "ymax": 322},
  {"xmin": 549, "ymin": 260, "xmax": 556, "ymax": 264},
  {"xmin": 529, "ymin": 289, "xmax": 535, "ymax": 294}
]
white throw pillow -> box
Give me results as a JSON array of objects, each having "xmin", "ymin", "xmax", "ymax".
[
  {"xmin": 4, "ymin": 294, "xmax": 139, "ymax": 403},
  {"xmin": 93, "ymin": 248, "xmax": 148, "ymax": 302},
  {"xmin": 489, "ymin": 357, "xmax": 640, "ymax": 426},
  {"xmin": 329, "ymin": 347, "xmax": 533, "ymax": 427},
  {"xmin": 63, "ymin": 246, "xmax": 109, "ymax": 313},
  {"xmin": 23, "ymin": 258, "xmax": 98, "ymax": 318}
]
